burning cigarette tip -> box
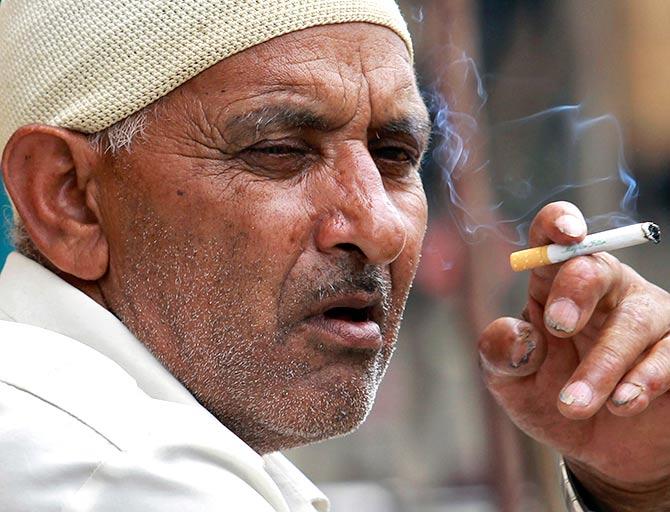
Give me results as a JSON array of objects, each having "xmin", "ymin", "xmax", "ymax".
[
  {"xmin": 510, "ymin": 222, "xmax": 661, "ymax": 272},
  {"xmin": 643, "ymin": 222, "xmax": 661, "ymax": 244}
]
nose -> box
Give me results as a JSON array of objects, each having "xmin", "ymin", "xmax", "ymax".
[{"xmin": 314, "ymin": 148, "xmax": 407, "ymax": 266}]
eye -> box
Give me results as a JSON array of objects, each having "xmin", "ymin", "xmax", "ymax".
[
  {"xmin": 237, "ymin": 139, "xmax": 314, "ymax": 179},
  {"xmin": 370, "ymin": 140, "xmax": 421, "ymax": 175},
  {"xmin": 373, "ymin": 145, "xmax": 415, "ymax": 163}
]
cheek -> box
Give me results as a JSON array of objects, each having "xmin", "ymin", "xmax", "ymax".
[
  {"xmin": 138, "ymin": 160, "xmax": 312, "ymax": 254},
  {"xmin": 106, "ymin": 159, "xmax": 314, "ymax": 306},
  {"xmin": 234, "ymin": 187, "xmax": 311, "ymax": 257},
  {"xmin": 186, "ymin": 180, "xmax": 313, "ymax": 285},
  {"xmin": 394, "ymin": 186, "xmax": 428, "ymax": 272}
]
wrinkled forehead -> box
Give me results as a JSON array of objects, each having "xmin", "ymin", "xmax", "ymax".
[{"xmin": 178, "ymin": 23, "xmax": 425, "ymax": 125}]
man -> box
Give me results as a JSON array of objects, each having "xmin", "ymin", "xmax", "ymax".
[{"xmin": 0, "ymin": 1, "xmax": 669, "ymax": 511}]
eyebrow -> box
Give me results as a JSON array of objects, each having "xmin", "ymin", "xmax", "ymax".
[
  {"xmin": 223, "ymin": 105, "xmax": 432, "ymax": 149},
  {"xmin": 372, "ymin": 116, "xmax": 432, "ymax": 148},
  {"xmin": 224, "ymin": 106, "xmax": 333, "ymax": 142}
]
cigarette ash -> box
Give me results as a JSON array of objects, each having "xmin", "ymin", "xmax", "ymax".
[{"xmin": 643, "ymin": 223, "xmax": 661, "ymax": 244}]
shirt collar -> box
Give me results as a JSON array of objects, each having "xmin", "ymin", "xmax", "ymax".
[
  {"xmin": 0, "ymin": 252, "xmax": 196, "ymax": 405},
  {"xmin": 264, "ymin": 453, "xmax": 329, "ymax": 512},
  {"xmin": 0, "ymin": 252, "xmax": 329, "ymax": 511}
]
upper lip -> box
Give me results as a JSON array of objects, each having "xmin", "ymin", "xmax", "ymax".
[{"xmin": 307, "ymin": 292, "xmax": 384, "ymax": 326}]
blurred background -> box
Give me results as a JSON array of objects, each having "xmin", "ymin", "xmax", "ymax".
[
  {"xmin": 286, "ymin": 1, "xmax": 670, "ymax": 511},
  {"xmin": 1, "ymin": 0, "xmax": 669, "ymax": 511}
]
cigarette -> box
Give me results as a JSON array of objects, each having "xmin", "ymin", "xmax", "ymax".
[{"xmin": 510, "ymin": 222, "xmax": 661, "ymax": 272}]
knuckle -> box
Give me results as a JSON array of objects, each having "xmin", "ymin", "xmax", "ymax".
[
  {"xmin": 591, "ymin": 251, "xmax": 620, "ymax": 272},
  {"xmin": 645, "ymin": 372, "xmax": 664, "ymax": 395},
  {"xmin": 564, "ymin": 257, "xmax": 600, "ymax": 284},
  {"xmin": 657, "ymin": 338, "xmax": 670, "ymax": 362},
  {"xmin": 591, "ymin": 343, "xmax": 627, "ymax": 375},
  {"xmin": 556, "ymin": 257, "xmax": 607, "ymax": 300},
  {"xmin": 639, "ymin": 361, "xmax": 665, "ymax": 394},
  {"xmin": 629, "ymin": 291, "xmax": 654, "ymax": 309},
  {"xmin": 592, "ymin": 252, "xmax": 621, "ymax": 286},
  {"xmin": 645, "ymin": 341, "xmax": 670, "ymax": 394},
  {"xmin": 617, "ymin": 300, "xmax": 652, "ymax": 335}
]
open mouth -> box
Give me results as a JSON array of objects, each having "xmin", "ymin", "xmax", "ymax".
[
  {"xmin": 323, "ymin": 306, "xmax": 373, "ymax": 323},
  {"xmin": 305, "ymin": 294, "xmax": 384, "ymax": 350}
]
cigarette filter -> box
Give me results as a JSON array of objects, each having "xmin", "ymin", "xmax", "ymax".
[{"xmin": 510, "ymin": 222, "xmax": 661, "ymax": 272}]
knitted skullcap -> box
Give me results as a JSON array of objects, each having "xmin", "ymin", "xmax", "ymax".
[{"xmin": 0, "ymin": 0, "xmax": 412, "ymax": 152}]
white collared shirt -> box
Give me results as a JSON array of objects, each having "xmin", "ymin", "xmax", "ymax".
[{"xmin": 0, "ymin": 252, "xmax": 329, "ymax": 512}]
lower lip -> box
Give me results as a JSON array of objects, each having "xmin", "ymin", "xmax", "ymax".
[{"xmin": 304, "ymin": 315, "xmax": 383, "ymax": 350}]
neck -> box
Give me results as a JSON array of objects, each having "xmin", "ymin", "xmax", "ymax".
[{"xmin": 52, "ymin": 266, "xmax": 110, "ymax": 310}]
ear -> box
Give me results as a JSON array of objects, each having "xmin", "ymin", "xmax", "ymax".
[{"xmin": 1, "ymin": 124, "xmax": 109, "ymax": 280}]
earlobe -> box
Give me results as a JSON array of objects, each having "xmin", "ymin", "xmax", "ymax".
[{"xmin": 1, "ymin": 125, "xmax": 109, "ymax": 280}]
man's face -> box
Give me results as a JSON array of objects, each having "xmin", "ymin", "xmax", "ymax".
[{"xmin": 96, "ymin": 22, "xmax": 430, "ymax": 452}]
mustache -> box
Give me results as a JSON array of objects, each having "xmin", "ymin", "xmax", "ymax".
[{"xmin": 312, "ymin": 264, "xmax": 391, "ymax": 315}]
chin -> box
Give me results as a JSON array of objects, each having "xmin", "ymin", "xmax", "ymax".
[
  {"xmin": 265, "ymin": 402, "xmax": 373, "ymax": 452},
  {"xmin": 230, "ymin": 364, "xmax": 383, "ymax": 453},
  {"xmin": 196, "ymin": 343, "xmax": 393, "ymax": 454},
  {"xmin": 263, "ymin": 363, "xmax": 385, "ymax": 449},
  {"xmin": 220, "ymin": 394, "xmax": 375, "ymax": 454}
]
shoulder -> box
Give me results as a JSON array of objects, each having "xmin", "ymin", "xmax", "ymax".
[
  {"xmin": 0, "ymin": 321, "xmax": 132, "ymax": 510},
  {"xmin": 0, "ymin": 321, "xmax": 288, "ymax": 511},
  {"xmin": 0, "ymin": 320, "xmax": 140, "ymax": 446}
]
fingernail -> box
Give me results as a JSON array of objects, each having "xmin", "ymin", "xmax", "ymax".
[
  {"xmin": 510, "ymin": 337, "xmax": 536, "ymax": 369},
  {"xmin": 555, "ymin": 214, "xmax": 586, "ymax": 237},
  {"xmin": 560, "ymin": 381, "xmax": 593, "ymax": 406},
  {"xmin": 611, "ymin": 382, "xmax": 644, "ymax": 406},
  {"xmin": 545, "ymin": 299, "xmax": 580, "ymax": 334}
]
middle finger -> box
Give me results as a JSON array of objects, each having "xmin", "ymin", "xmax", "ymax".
[{"xmin": 533, "ymin": 252, "xmax": 624, "ymax": 337}]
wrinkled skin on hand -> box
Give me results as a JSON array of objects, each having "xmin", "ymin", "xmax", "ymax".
[{"xmin": 479, "ymin": 201, "xmax": 670, "ymax": 510}]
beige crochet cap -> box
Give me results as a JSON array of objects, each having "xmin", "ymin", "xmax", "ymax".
[{"xmin": 0, "ymin": 0, "xmax": 412, "ymax": 152}]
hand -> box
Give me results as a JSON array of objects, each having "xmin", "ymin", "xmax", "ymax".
[{"xmin": 479, "ymin": 201, "xmax": 670, "ymax": 510}]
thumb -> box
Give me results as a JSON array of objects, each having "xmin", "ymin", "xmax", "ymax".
[
  {"xmin": 478, "ymin": 316, "xmax": 547, "ymax": 379},
  {"xmin": 478, "ymin": 305, "xmax": 588, "ymax": 451}
]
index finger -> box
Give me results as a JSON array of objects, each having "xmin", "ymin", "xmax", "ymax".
[{"xmin": 528, "ymin": 201, "xmax": 588, "ymax": 247}]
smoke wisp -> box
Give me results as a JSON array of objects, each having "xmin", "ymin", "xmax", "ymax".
[{"xmin": 425, "ymin": 50, "xmax": 639, "ymax": 246}]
